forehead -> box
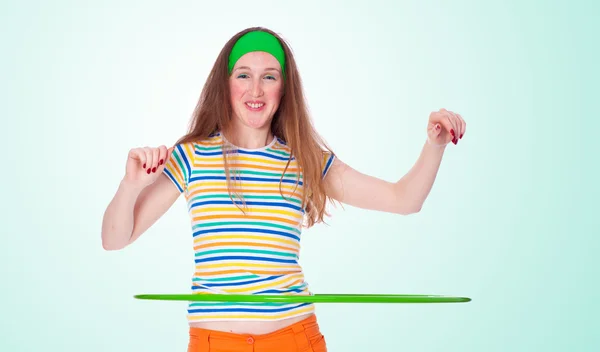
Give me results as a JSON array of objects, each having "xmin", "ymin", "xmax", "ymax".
[{"xmin": 233, "ymin": 51, "xmax": 281, "ymax": 71}]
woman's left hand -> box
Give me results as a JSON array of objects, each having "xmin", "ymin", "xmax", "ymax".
[{"xmin": 427, "ymin": 108, "xmax": 466, "ymax": 146}]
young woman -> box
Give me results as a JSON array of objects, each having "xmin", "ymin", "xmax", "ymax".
[{"xmin": 101, "ymin": 27, "xmax": 465, "ymax": 352}]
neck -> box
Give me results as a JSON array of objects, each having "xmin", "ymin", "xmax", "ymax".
[{"xmin": 223, "ymin": 124, "xmax": 273, "ymax": 149}]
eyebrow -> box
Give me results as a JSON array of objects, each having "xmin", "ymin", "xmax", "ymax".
[{"xmin": 234, "ymin": 66, "xmax": 281, "ymax": 73}]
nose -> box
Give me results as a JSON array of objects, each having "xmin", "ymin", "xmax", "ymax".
[{"xmin": 250, "ymin": 77, "xmax": 263, "ymax": 97}]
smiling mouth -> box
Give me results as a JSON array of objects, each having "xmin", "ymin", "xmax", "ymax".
[{"xmin": 245, "ymin": 102, "xmax": 265, "ymax": 110}]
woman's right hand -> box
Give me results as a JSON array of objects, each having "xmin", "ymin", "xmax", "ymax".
[{"xmin": 123, "ymin": 145, "xmax": 174, "ymax": 189}]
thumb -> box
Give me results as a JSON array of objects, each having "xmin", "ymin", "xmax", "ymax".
[
  {"xmin": 160, "ymin": 146, "xmax": 175, "ymax": 168},
  {"xmin": 428, "ymin": 123, "xmax": 441, "ymax": 137},
  {"xmin": 167, "ymin": 146, "xmax": 175, "ymax": 159}
]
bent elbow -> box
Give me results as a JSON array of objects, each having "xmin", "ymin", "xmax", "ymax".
[
  {"xmin": 395, "ymin": 204, "xmax": 422, "ymax": 215},
  {"xmin": 398, "ymin": 209, "xmax": 420, "ymax": 215},
  {"xmin": 102, "ymin": 241, "xmax": 123, "ymax": 251},
  {"xmin": 101, "ymin": 234, "xmax": 128, "ymax": 251},
  {"xmin": 102, "ymin": 242, "xmax": 121, "ymax": 251}
]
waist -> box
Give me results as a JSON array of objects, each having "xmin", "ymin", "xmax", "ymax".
[
  {"xmin": 191, "ymin": 271, "xmax": 308, "ymax": 294},
  {"xmin": 189, "ymin": 312, "xmax": 315, "ymax": 335}
]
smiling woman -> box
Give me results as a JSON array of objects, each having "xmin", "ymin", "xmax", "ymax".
[
  {"xmin": 100, "ymin": 26, "xmax": 466, "ymax": 352},
  {"xmin": 229, "ymin": 52, "xmax": 284, "ymax": 132}
]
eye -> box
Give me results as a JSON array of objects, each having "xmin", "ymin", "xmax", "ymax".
[
  {"xmin": 237, "ymin": 73, "xmax": 249, "ymax": 79},
  {"xmin": 264, "ymin": 75, "xmax": 276, "ymax": 80}
]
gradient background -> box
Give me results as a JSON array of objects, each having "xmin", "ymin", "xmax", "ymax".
[{"xmin": 2, "ymin": 0, "xmax": 598, "ymax": 351}]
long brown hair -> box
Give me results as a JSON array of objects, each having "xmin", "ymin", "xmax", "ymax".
[{"xmin": 176, "ymin": 27, "xmax": 334, "ymax": 227}]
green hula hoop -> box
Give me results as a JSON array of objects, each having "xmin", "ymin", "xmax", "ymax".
[{"xmin": 133, "ymin": 293, "xmax": 471, "ymax": 304}]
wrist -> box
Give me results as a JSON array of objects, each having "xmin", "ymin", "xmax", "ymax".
[{"xmin": 425, "ymin": 138, "xmax": 447, "ymax": 151}]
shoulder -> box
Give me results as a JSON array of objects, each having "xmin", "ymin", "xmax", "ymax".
[
  {"xmin": 170, "ymin": 142, "xmax": 196, "ymax": 163},
  {"xmin": 179, "ymin": 133, "xmax": 222, "ymax": 149},
  {"xmin": 174, "ymin": 133, "xmax": 223, "ymax": 159},
  {"xmin": 269, "ymin": 136, "xmax": 293, "ymax": 157},
  {"xmin": 197, "ymin": 132, "xmax": 224, "ymax": 148}
]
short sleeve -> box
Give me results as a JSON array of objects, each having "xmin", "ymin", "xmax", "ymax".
[
  {"xmin": 321, "ymin": 151, "xmax": 335, "ymax": 179},
  {"xmin": 163, "ymin": 143, "xmax": 195, "ymax": 193}
]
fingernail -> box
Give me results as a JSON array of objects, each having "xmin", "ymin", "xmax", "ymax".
[
  {"xmin": 147, "ymin": 168, "xmax": 151, "ymax": 174},
  {"xmin": 460, "ymin": 134, "xmax": 463, "ymax": 139},
  {"xmin": 159, "ymin": 159, "xmax": 163, "ymax": 165},
  {"xmin": 152, "ymin": 167, "xmax": 157, "ymax": 173},
  {"xmin": 143, "ymin": 164, "xmax": 146, "ymax": 168},
  {"xmin": 450, "ymin": 129, "xmax": 455, "ymax": 136}
]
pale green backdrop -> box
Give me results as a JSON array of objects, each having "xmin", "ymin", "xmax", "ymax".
[{"xmin": 1, "ymin": 0, "xmax": 598, "ymax": 351}]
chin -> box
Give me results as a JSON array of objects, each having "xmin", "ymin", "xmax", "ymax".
[
  {"xmin": 244, "ymin": 117, "xmax": 272, "ymax": 130},
  {"xmin": 237, "ymin": 111, "xmax": 274, "ymax": 129}
]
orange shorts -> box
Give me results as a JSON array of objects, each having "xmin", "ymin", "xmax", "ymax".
[{"xmin": 187, "ymin": 314, "xmax": 327, "ymax": 352}]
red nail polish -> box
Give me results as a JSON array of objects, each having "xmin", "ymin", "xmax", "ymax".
[
  {"xmin": 159, "ymin": 159, "xmax": 163, "ymax": 165},
  {"xmin": 460, "ymin": 134, "xmax": 463, "ymax": 139},
  {"xmin": 143, "ymin": 164, "xmax": 146, "ymax": 168},
  {"xmin": 147, "ymin": 168, "xmax": 151, "ymax": 174},
  {"xmin": 450, "ymin": 129, "xmax": 455, "ymax": 136},
  {"xmin": 152, "ymin": 167, "xmax": 157, "ymax": 173}
]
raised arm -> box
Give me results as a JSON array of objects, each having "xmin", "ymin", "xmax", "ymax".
[
  {"xmin": 324, "ymin": 108, "xmax": 465, "ymax": 214},
  {"xmin": 101, "ymin": 145, "xmax": 181, "ymax": 250}
]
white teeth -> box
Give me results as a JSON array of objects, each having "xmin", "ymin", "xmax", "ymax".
[{"xmin": 246, "ymin": 103, "xmax": 264, "ymax": 109}]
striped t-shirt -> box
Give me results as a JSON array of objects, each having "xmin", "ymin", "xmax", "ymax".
[{"xmin": 162, "ymin": 132, "xmax": 335, "ymax": 322}]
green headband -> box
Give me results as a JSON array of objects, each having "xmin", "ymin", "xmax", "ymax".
[{"xmin": 228, "ymin": 31, "xmax": 286, "ymax": 77}]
